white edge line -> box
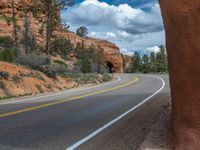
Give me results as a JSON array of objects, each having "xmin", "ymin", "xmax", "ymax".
[
  {"xmin": 65, "ymin": 75, "xmax": 165, "ymax": 150},
  {"xmin": 0, "ymin": 75, "xmax": 121, "ymax": 105}
]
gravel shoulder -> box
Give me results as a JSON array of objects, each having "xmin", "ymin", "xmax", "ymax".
[{"xmin": 138, "ymin": 96, "xmax": 172, "ymax": 150}]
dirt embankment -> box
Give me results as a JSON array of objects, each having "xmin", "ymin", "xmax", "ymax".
[
  {"xmin": 0, "ymin": 61, "xmax": 78, "ymax": 99},
  {"xmin": 0, "ymin": 61, "xmax": 110, "ymax": 99}
]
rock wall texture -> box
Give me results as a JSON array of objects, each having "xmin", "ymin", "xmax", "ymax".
[
  {"xmin": 159, "ymin": 0, "xmax": 200, "ymax": 149},
  {"xmin": 0, "ymin": 0, "xmax": 123, "ymax": 73},
  {"xmin": 122, "ymin": 54, "xmax": 132, "ymax": 73}
]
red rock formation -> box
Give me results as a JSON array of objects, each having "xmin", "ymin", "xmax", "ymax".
[
  {"xmin": 85, "ymin": 38, "xmax": 123, "ymax": 73},
  {"xmin": 122, "ymin": 54, "xmax": 132, "ymax": 73},
  {"xmin": 159, "ymin": 1, "xmax": 200, "ymax": 149},
  {"xmin": 0, "ymin": 0, "xmax": 124, "ymax": 73}
]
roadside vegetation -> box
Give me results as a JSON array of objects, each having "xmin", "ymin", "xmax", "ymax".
[
  {"xmin": 129, "ymin": 45, "xmax": 168, "ymax": 74},
  {"xmin": 0, "ymin": 0, "xmax": 112, "ymax": 100}
]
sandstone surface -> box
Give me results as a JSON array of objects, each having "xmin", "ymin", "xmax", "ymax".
[{"xmin": 159, "ymin": 0, "xmax": 200, "ymax": 149}]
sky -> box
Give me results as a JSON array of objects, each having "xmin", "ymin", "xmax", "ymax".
[{"xmin": 62, "ymin": 0, "xmax": 165, "ymax": 55}]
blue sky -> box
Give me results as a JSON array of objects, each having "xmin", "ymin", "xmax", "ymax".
[
  {"xmin": 62, "ymin": 0, "xmax": 164, "ymax": 55},
  {"xmin": 75, "ymin": 0, "xmax": 158, "ymax": 8}
]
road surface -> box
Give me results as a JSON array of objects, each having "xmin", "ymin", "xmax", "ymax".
[{"xmin": 0, "ymin": 74, "xmax": 169, "ymax": 150}]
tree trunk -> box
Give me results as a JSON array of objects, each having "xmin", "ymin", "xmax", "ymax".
[
  {"xmin": 46, "ymin": 0, "xmax": 53, "ymax": 54},
  {"xmin": 159, "ymin": 0, "xmax": 200, "ymax": 149},
  {"xmin": 11, "ymin": 0, "xmax": 18, "ymax": 52},
  {"xmin": 24, "ymin": 11, "xmax": 29, "ymax": 54}
]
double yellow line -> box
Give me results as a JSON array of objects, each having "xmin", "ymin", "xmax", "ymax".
[{"xmin": 0, "ymin": 77, "xmax": 139, "ymax": 118}]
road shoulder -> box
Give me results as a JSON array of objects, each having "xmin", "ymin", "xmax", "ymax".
[{"xmin": 78, "ymin": 91, "xmax": 171, "ymax": 150}]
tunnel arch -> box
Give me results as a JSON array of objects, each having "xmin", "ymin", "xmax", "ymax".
[{"xmin": 106, "ymin": 61, "xmax": 115, "ymax": 73}]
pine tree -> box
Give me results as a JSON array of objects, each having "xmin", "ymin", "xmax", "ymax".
[
  {"xmin": 11, "ymin": 0, "xmax": 18, "ymax": 52},
  {"xmin": 156, "ymin": 45, "xmax": 168, "ymax": 72},
  {"xmin": 150, "ymin": 52, "xmax": 157, "ymax": 72},
  {"xmin": 94, "ymin": 46, "xmax": 105, "ymax": 73},
  {"xmin": 32, "ymin": 0, "xmax": 74, "ymax": 54},
  {"xmin": 132, "ymin": 51, "xmax": 141, "ymax": 72},
  {"xmin": 142, "ymin": 54, "xmax": 150, "ymax": 73}
]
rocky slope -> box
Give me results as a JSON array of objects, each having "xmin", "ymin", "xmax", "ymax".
[
  {"xmin": 0, "ymin": 61, "xmax": 111, "ymax": 99},
  {"xmin": 0, "ymin": 0, "xmax": 123, "ymax": 73},
  {"xmin": 0, "ymin": 61, "xmax": 78, "ymax": 98},
  {"xmin": 159, "ymin": 0, "xmax": 200, "ymax": 149}
]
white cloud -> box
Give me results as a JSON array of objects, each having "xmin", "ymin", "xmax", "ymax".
[
  {"xmin": 145, "ymin": 45, "xmax": 160, "ymax": 53},
  {"xmin": 62, "ymin": 0, "xmax": 165, "ymax": 54}
]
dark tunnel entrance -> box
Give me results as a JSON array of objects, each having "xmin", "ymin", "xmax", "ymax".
[{"xmin": 107, "ymin": 61, "xmax": 115, "ymax": 73}]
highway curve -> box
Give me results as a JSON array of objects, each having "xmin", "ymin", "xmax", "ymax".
[{"xmin": 0, "ymin": 74, "xmax": 169, "ymax": 150}]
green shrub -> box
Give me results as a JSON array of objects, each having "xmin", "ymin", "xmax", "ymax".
[
  {"xmin": 35, "ymin": 84, "xmax": 44, "ymax": 93},
  {"xmin": 54, "ymin": 60, "xmax": 68, "ymax": 67},
  {"xmin": 47, "ymin": 84, "xmax": 52, "ymax": 89},
  {"xmin": 77, "ymin": 74, "xmax": 96, "ymax": 84},
  {"xmin": 52, "ymin": 38, "xmax": 73, "ymax": 57},
  {"xmin": 0, "ymin": 36, "xmax": 14, "ymax": 48},
  {"xmin": 0, "ymin": 48, "xmax": 14, "ymax": 62},
  {"xmin": 0, "ymin": 13, "xmax": 13, "ymax": 25},
  {"xmin": 40, "ymin": 64, "xmax": 68, "ymax": 78},
  {"xmin": 62, "ymin": 73, "xmax": 99, "ymax": 84},
  {"xmin": 102, "ymin": 74, "xmax": 112, "ymax": 82},
  {"xmin": 0, "ymin": 71, "xmax": 9, "ymax": 80},
  {"xmin": 14, "ymin": 52, "xmax": 50, "ymax": 69},
  {"xmin": 13, "ymin": 76, "xmax": 23, "ymax": 83},
  {"xmin": 78, "ymin": 58, "xmax": 91, "ymax": 73},
  {"xmin": 0, "ymin": 80, "xmax": 5, "ymax": 89}
]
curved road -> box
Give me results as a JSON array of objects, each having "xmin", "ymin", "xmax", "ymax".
[{"xmin": 0, "ymin": 74, "xmax": 169, "ymax": 150}]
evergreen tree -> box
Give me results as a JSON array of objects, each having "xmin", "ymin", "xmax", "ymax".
[
  {"xmin": 11, "ymin": 0, "xmax": 18, "ymax": 52},
  {"xmin": 141, "ymin": 54, "xmax": 150, "ymax": 73},
  {"xmin": 156, "ymin": 45, "xmax": 168, "ymax": 72},
  {"xmin": 32, "ymin": 0, "xmax": 74, "ymax": 54},
  {"xmin": 132, "ymin": 51, "xmax": 141, "ymax": 72},
  {"xmin": 150, "ymin": 52, "xmax": 157, "ymax": 72},
  {"xmin": 131, "ymin": 46, "xmax": 168, "ymax": 73},
  {"xmin": 94, "ymin": 46, "xmax": 105, "ymax": 73},
  {"xmin": 76, "ymin": 26, "xmax": 88, "ymax": 38}
]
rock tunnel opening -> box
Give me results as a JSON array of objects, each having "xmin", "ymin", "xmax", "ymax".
[{"xmin": 106, "ymin": 61, "xmax": 115, "ymax": 73}]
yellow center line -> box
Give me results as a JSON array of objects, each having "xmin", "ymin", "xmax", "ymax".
[{"xmin": 0, "ymin": 77, "xmax": 139, "ymax": 118}]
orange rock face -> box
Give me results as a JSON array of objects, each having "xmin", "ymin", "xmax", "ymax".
[
  {"xmin": 159, "ymin": 0, "xmax": 200, "ymax": 149},
  {"xmin": 56, "ymin": 32, "xmax": 124, "ymax": 73},
  {"xmin": 0, "ymin": 61, "xmax": 78, "ymax": 98},
  {"xmin": 0, "ymin": 0, "xmax": 124, "ymax": 73},
  {"xmin": 122, "ymin": 54, "xmax": 132, "ymax": 73},
  {"xmin": 84, "ymin": 38, "xmax": 124, "ymax": 73}
]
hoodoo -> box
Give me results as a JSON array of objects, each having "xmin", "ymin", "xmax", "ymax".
[{"xmin": 159, "ymin": 0, "xmax": 200, "ymax": 149}]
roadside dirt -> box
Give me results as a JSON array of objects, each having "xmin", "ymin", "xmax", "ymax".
[
  {"xmin": 79, "ymin": 90, "xmax": 172, "ymax": 150},
  {"xmin": 0, "ymin": 61, "xmax": 109, "ymax": 100},
  {"xmin": 138, "ymin": 97, "xmax": 172, "ymax": 150}
]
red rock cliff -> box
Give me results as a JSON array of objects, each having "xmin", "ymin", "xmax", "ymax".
[
  {"xmin": 159, "ymin": 0, "xmax": 200, "ymax": 149},
  {"xmin": 0, "ymin": 0, "xmax": 123, "ymax": 73},
  {"xmin": 122, "ymin": 54, "xmax": 132, "ymax": 73}
]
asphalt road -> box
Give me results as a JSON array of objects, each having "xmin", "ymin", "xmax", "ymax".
[{"xmin": 0, "ymin": 74, "xmax": 168, "ymax": 150}]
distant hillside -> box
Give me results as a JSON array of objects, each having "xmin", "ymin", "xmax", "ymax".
[{"xmin": 0, "ymin": 0, "xmax": 124, "ymax": 73}]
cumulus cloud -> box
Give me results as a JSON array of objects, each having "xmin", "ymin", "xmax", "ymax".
[
  {"xmin": 145, "ymin": 46, "xmax": 160, "ymax": 53},
  {"xmin": 62, "ymin": 0, "xmax": 165, "ymax": 54}
]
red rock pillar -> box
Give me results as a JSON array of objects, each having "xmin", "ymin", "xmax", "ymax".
[{"xmin": 159, "ymin": 0, "xmax": 200, "ymax": 149}]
